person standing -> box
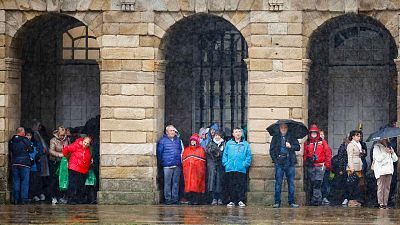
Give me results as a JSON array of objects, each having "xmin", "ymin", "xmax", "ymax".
[
  {"xmin": 205, "ymin": 130, "xmax": 225, "ymax": 205},
  {"xmin": 346, "ymin": 130, "xmax": 364, "ymax": 207},
  {"xmin": 270, "ymin": 123, "xmax": 300, "ymax": 208},
  {"xmin": 48, "ymin": 126, "xmax": 70, "ymax": 204},
  {"xmin": 223, "ymin": 127, "xmax": 252, "ymax": 208},
  {"xmin": 303, "ymin": 125, "xmax": 332, "ymax": 206},
  {"xmin": 25, "ymin": 129, "xmax": 42, "ymax": 202},
  {"xmin": 62, "ymin": 137, "xmax": 92, "ymax": 204},
  {"xmin": 9, "ymin": 127, "xmax": 33, "ymax": 204},
  {"xmin": 157, "ymin": 125, "xmax": 183, "ymax": 205},
  {"xmin": 373, "ymin": 139, "xmax": 398, "ymax": 209},
  {"xmin": 31, "ymin": 120, "xmax": 49, "ymax": 201},
  {"xmin": 182, "ymin": 134, "xmax": 206, "ymax": 205}
]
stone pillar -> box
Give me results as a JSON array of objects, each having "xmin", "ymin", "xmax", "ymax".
[
  {"xmin": 393, "ymin": 58, "xmax": 400, "ymax": 206},
  {"xmin": 0, "ymin": 58, "xmax": 23, "ymax": 203}
]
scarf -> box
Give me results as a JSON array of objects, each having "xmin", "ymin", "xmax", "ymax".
[{"xmin": 213, "ymin": 138, "xmax": 224, "ymax": 146}]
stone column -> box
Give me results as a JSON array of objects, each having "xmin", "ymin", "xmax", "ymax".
[
  {"xmin": 393, "ymin": 59, "xmax": 400, "ymax": 207},
  {"xmin": 0, "ymin": 57, "xmax": 23, "ymax": 203}
]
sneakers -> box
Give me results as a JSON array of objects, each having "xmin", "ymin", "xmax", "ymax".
[
  {"xmin": 218, "ymin": 199, "xmax": 223, "ymax": 205},
  {"xmin": 348, "ymin": 200, "xmax": 361, "ymax": 207},
  {"xmin": 273, "ymin": 203, "xmax": 280, "ymax": 208},
  {"xmin": 290, "ymin": 203, "xmax": 299, "ymax": 208},
  {"xmin": 238, "ymin": 201, "xmax": 246, "ymax": 208},
  {"xmin": 227, "ymin": 202, "xmax": 235, "ymax": 208},
  {"xmin": 211, "ymin": 199, "xmax": 218, "ymax": 206},
  {"xmin": 322, "ymin": 198, "xmax": 330, "ymax": 205},
  {"xmin": 342, "ymin": 199, "xmax": 348, "ymax": 206},
  {"xmin": 39, "ymin": 194, "xmax": 46, "ymax": 201},
  {"xmin": 51, "ymin": 197, "xmax": 58, "ymax": 205},
  {"xmin": 58, "ymin": 198, "xmax": 68, "ymax": 204},
  {"xmin": 32, "ymin": 196, "xmax": 40, "ymax": 202}
]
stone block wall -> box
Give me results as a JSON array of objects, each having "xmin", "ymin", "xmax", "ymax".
[{"xmin": 0, "ymin": 0, "xmax": 399, "ymax": 205}]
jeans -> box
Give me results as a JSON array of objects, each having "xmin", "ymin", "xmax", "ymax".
[
  {"xmin": 48, "ymin": 160, "xmax": 63, "ymax": 199},
  {"xmin": 274, "ymin": 164, "xmax": 296, "ymax": 205},
  {"xmin": 322, "ymin": 170, "xmax": 331, "ymax": 199},
  {"xmin": 12, "ymin": 166, "xmax": 30, "ymax": 204},
  {"xmin": 163, "ymin": 166, "xmax": 181, "ymax": 204}
]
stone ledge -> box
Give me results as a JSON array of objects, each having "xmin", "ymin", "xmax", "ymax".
[
  {"xmin": 100, "ymin": 179, "xmax": 154, "ymax": 192},
  {"xmin": 97, "ymin": 191, "xmax": 157, "ymax": 205}
]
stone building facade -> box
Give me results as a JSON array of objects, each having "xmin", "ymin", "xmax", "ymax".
[{"xmin": 0, "ymin": 0, "xmax": 400, "ymax": 205}]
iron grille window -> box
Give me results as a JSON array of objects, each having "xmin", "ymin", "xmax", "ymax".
[{"xmin": 165, "ymin": 16, "xmax": 248, "ymax": 139}]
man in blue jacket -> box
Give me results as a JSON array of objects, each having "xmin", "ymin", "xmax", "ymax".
[
  {"xmin": 157, "ymin": 125, "xmax": 183, "ymax": 205},
  {"xmin": 222, "ymin": 127, "xmax": 252, "ymax": 208},
  {"xmin": 9, "ymin": 127, "xmax": 34, "ymax": 204},
  {"xmin": 269, "ymin": 123, "xmax": 300, "ymax": 208}
]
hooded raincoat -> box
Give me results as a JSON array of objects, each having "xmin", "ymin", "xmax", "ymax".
[{"xmin": 182, "ymin": 133, "xmax": 206, "ymax": 193}]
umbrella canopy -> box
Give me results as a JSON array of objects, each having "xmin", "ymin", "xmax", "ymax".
[
  {"xmin": 267, "ymin": 119, "xmax": 309, "ymax": 139},
  {"xmin": 366, "ymin": 127, "xmax": 400, "ymax": 142}
]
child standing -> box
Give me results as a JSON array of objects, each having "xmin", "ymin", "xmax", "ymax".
[{"xmin": 222, "ymin": 127, "xmax": 252, "ymax": 208}]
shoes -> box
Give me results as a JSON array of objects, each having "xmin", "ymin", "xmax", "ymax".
[
  {"xmin": 211, "ymin": 199, "xmax": 218, "ymax": 205},
  {"xmin": 379, "ymin": 205, "xmax": 385, "ymax": 209},
  {"xmin": 273, "ymin": 203, "xmax": 280, "ymax": 208},
  {"xmin": 227, "ymin": 202, "xmax": 235, "ymax": 208},
  {"xmin": 342, "ymin": 199, "xmax": 348, "ymax": 206},
  {"xmin": 32, "ymin": 196, "xmax": 40, "ymax": 202},
  {"xmin": 238, "ymin": 201, "xmax": 246, "ymax": 208},
  {"xmin": 290, "ymin": 203, "xmax": 299, "ymax": 208},
  {"xmin": 322, "ymin": 198, "xmax": 330, "ymax": 205},
  {"xmin": 39, "ymin": 194, "xmax": 46, "ymax": 201},
  {"xmin": 218, "ymin": 199, "xmax": 223, "ymax": 205},
  {"xmin": 58, "ymin": 198, "xmax": 68, "ymax": 204},
  {"xmin": 51, "ymin": 197, "xmax": 58, "ymax": 205},
  {"xmin": 348, "ymin": 200, "xmax": 361, "ymax": 207}
]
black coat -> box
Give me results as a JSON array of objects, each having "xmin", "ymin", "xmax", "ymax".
[
  {"xmin": 9, "ymin": 135, "xmax": 33, "ymax": 167},
  {"xmin": 269, "ymin": 134, "xmax": 300, "ymax": 166}
]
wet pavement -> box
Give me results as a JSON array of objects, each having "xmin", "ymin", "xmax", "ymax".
[{"xmin": 0, "ymin": 205, "xmax": 400, "ymax": 224}]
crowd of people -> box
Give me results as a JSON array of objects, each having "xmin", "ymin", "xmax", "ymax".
[
  {"xmin": 302, "ymin": 123, "xmax": 399, "ymax": 209},
  {"xmin": 158, "ymin": 121, "xmax": 399, "ymax": 209},
  {"xmin": 157, "ymin": 124, "xmax": 252, "ymax": 208},
  {"xmin": 9, "ymin": 119, "xmax": 100, "ymax": 205}
]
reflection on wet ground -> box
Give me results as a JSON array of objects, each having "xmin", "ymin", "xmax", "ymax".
[{"xmin": 0, "ymin": 205, "xmax": 399, "ymax": 224}]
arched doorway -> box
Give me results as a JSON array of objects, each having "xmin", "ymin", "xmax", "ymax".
[
  {"xmin": 162, "ymin": 14, "xmax": 248, "ymax": 145},
  {"xmin": 308, "ymin": 14, "xmax": 398, "ymax": 155},
  {"xmin": 9, "ymin": 13, "xmax": 101, "ymax": 203}
]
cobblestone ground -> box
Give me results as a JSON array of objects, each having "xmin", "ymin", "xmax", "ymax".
[{"xmin": 0, "ymin": 205, "xmax": 399, "ymax": 224}]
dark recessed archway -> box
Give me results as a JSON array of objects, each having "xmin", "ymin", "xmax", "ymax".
[
  {"xmin": 307, "ymin": 14, "xmax": 398, "ymax": 153},
  {"xmin": 162, "ymin": 14, "xmax": 249, "ymax": 145}
]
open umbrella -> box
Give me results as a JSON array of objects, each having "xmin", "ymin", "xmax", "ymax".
[
  {"xmin": 267, "ymin": 119, "xmax": 309, "ymax": 139},
  {"xmin": 366, "ymin": 127, "xmax": 400, "ymax": 142}
]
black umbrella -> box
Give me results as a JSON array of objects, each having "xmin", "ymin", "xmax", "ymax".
[
  {"xmin": 366, "ymin": 127, "xmax": 400, "ymax": 142},
  {"xmin": 267, "ymin": 119, "xmax": 309, "ymax": 139}
]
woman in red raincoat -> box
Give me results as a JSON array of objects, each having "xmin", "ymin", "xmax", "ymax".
[{"xmin": 182, "ymin": 133, "xmax": 206, "ymax": 205}]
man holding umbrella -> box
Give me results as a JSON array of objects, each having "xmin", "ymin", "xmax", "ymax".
[{"xmin": 268, "ymin": 120, "xmax": 308, "ymax": 208}]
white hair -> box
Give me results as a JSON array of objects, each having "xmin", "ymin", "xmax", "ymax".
[{"xmin": 165, "ymin": 125, "xmax": 176, "ymax": 133}]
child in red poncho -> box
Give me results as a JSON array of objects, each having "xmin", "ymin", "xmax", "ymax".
[{"xmin": 182, "ymin": 133, "xmax": 206, "ymax": 205}]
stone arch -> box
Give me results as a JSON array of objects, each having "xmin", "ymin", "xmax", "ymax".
[
  {"xmin": 306, "ymin": 13, "xmax": 398, "ymax": 156},
  {"xmin": 155, "ymin": 12, "xmax": 251, "ymax": 60},
  {"xmin": 3, "ymin": 12, "xmax": 102, "ymax": 203}
]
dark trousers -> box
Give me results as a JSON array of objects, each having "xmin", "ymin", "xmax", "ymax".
[
  {"xmin": 68, "ymin": 169, "xmax": 87, "ymax": 204},
  {"xmin": 12, "ymin": 166, "xmax": 30, "ymax": 204},
  {"xmin": 48, "ymin": 160, "xmax": 63, "ymax": 199},
  {"xmin": 226, "ymin": 172, "xmax": 246, "ymax": 204},
  {"xmin": 29, "ymin": 171, "xmax": 42, "ymax": 198}
]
